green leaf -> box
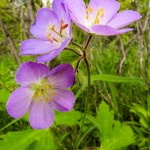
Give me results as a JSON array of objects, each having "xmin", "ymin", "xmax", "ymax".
[
  {"xmin": 55, "ymin": 110, "xmax": 82, "ymax": 126},
  {"xmin": 91, "ymin": 74, "xmax": 146, "ymax": 84},
  {"xmin": 97, "ymin": 101, "xmax": 114, "ymax": 141},
  {"xmin": 0, "ymin": 89, "xmax": 10, "ymax": 104},
  {"xmin": 60, "ymin": 50, "xmax": 78, "ymax": 63},
  {"xmin": 76, "ymin": 74, "xmax": 147, "ymax": 98},
  {"xmin": 130, "ymin": 103, "xmax": 149, "ymax": 128},
  {"xmin": 0, "ymin": 129, "xmax": 57, "ymax": 150},
  {"xmin": 87, "ymin": 101, "xmax": 135, "ymax": 150}
]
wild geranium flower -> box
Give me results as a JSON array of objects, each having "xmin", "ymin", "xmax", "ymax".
[
  {"xmin": 6, "ymin": 62, "xmax": 75, "ymax": 129},
  {"xmin": 21, "ymin": 0, "xmax": 72, "ymax": 62},
  {"xmin": 63, "ymin": 0, "xmax": 142, "ymax": 35}
]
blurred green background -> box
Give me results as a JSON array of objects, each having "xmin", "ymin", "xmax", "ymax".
[{"xmin": 0, "ymin": 0, "xmax": 150, "ymax": 149}]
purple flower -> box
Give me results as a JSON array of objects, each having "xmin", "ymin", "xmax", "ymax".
[
  {"xmin": 6, "ymin": 62, "xmax": 75, "ymax": 129},
  {"xmin": 21, "ymin": 0, "xmax": 72, "ymax": 62},
  {"xmin": 63, "ymin": 0, "xmax": 142, "ymax": 36}
]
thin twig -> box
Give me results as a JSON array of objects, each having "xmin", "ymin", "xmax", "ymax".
[
  {"xmin": 0, "ymin": 19, "xmax": 21, "ymax": 65},
  {"xmin": 117, "ymin": 36, "xmax": 126, "ymax": 74}
]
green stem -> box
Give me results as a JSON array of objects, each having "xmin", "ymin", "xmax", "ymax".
[
  {"xmin": 64, "ymin": 48, "xmax": 81, "ymax": 56},
  {"xmin": 74, "ymin": 56, "xmax": 84, "ymax": 73},
  {"xmin": 0, "ymin": 119, "xmax": 19, "ymax": 132},
  {"xmin": 72, "ymin": 42, "xmax": 82, "ymax": 49},
  {"xmin": 53, "ymin": 122, "xmax": 66, "ymax": 150},
  {"xmin": 75, "ymin": 126, "xmax": 96, "ymax": 148},
  {"xmin": 84, "ymin": 35, "xmax": 92, "ymax": 50},
  {"xmin": 73, "ymin": 35, "xmax": 92, "ymax": 150}
]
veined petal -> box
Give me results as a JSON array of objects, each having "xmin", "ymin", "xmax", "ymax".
[
  {"xmin": 6, "ymin": 87, "xmax": 33, "ymax": 118},
  {"xmin": 37, "ymin": 38, "xmax": 71, "ymax": 62},
  {"xmin": 64, "ymin": 0, "xmax": 88, "ymax": 26},
  {"xmin": 30, "ymin": 25, "xmax": 48, "ymax": 40},
  {"xmin": 15, "ymin": 62, "xmax": 49, "ymax": 86},
  {"xmin": 52, "ymin": 0, "xmax": 72, "ymax": 37},
  {"xmin": 48, "ymin": 63, "xmax": 74, "ymax": 89},
  {"xmin": 52, "ymin": 0, "xmax": 70, "ymax": 24},
  {"xmin": 20, "ymin": 39, "xmax": 60, "ymax": 55},
  {"xmin": 91, "ymin": 25, "xmax": 133, "ymax": 36},
  {"xmin": 29, "ymin": 100, "xmax": 54, "ymax": 129},
  {"xmin": 71, "ymin": 18, "xmax": 91, "ymax": 33},
  {"xmin": 34, "ymin": 8, "xmax": 59, "ymax": 29},
  {"xmin": 30, "ymin": 8, "xmax": 60, "ymax": 40},
  {"xmin": 107, "ymin": 10, "xmax": 142, "ymax": 29},
  {"xmin": 88, "ymin": 0, "xmax": 120, "ymax": 25},
  {"xmin": 50, "ymin": 89, "xmax": 75, "ymax": 112}
]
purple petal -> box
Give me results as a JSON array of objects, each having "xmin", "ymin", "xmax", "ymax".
[
  {"xmin": 34, "ymin": 8, "xmax": 59, "ymax": 28},
  {"xmin": 16, "ymin": 62, "xmax": 49, "ymax": 86},
  {"xmin": 29, "ymin": 100, "xmax": 54, "ymax": 129},
  {"xmin": 50, "ymin": 89, "xmax": 75, "ymax": 112},
  {"xmin": 37, "ymin": 38, "xmax": 71, "ymax": 62},
  {"xmin": 64, "ymin": 0, "xmax": 88, "ymax": 26},
  {"xmin": 20, "ymin": 39, "xmax": 60, "ymax": 55},
  {"xmin": 91, "ymin": 25, "xmax": 133, "ymax": 36},
  {"xmin": 88, "ymin": 0, "xmax": 120, "ymax": 25},
  {"xmin": 30, "ymin": 8, "xmax": 60, "ymax": 39},
  {"xmin": 6, "ymin": 87, "xmax": 33, "ymax": 118},
  {"xmin": 30, "ymin": 25, "xmax": 48, "ymax": 40},
  {"xmin": 52, "ymin": 0, "xmax": 72, "ymax": 37},
  {"xmin": 48, "ymin": 63, "xmax": 74, "ymax": 89},
  {"xmin": 107, "ymin": 10, "xmax": 142, "ymax": 29},
  {"xmin": 52, "ymin": 0, "xmax": 70, "ymax": 23},
  {"xmin": 72, "ymin": 19, "xmax": 91, "ymax": 33}
]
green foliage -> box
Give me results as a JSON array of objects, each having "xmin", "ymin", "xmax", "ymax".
[
  {"xmin": 55, "ymin": 110, "xmax": 82, "ymax": 126},
  {"xmin": 0, "ymin": 0, "xmax": 149, "ymax": 149},
  {"xmin": 0, "ymin": 129, "xmax": 56, "ymax": 150},
  {"xmin": 91, "ymin": 74, "xmax": 146, "ymax": 85},
  {"xmin": 87, "ymin": 101, "xmax": 135, "ymax": 150}
]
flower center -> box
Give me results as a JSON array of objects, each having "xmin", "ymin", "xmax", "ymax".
[
  {"xmin": 31, "ymin": 80, "xmax": 55, "ymax": 102},
  {"xmin": 46, "ymin": 19, "xmax": 68, "ymax": 44},
  {"xmin": 86, "ymin": 7, "xmax": 105, "ymax": 26}
]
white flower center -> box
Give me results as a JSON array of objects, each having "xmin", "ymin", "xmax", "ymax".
[
  {"xmin": 31, "ymin": 79, "xmax": 55, "ymax": 102},
  {"xmin": 86, "ymin": 7, "xmax": 105, "ymax": 27}
]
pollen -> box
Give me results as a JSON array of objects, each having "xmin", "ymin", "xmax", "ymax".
[
  {"xmin": 86, "ymin": 7, "xmax": 93, "ymax": 20},
  {"xmin": 86, "ymin": 7, "xmax": 93, "ymax": 14},
  {"xmin": 94, "ymin": 8, "xmax": 105, "ymax": 25},
  {"xmin": 50, "ymin": 90, "xmax": 55, "ymax": 96}
]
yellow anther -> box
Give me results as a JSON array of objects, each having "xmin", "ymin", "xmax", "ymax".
[
  {"xmin": 86, "ymin": 7, "xmax": 93, "ymax": 20},
  {"xmin": 46, "ymin": 97, "xmax": 50, "ymax": 102},
  {"xmin": 86, "ymin": 7, "xmax": 93, "ymax": 14},
  {"xmin": 50, "ymin": 91, "xmax": 55, "ymax": 96},
  {"xmin": 100, "ymin": 8, "xmax": 105, "ymax": 17},
  {"xmin": 34, "ymin": 91, "xmax": 41, "ymax": 99},
  {"xmin": 94, "ymin": 8, "xmax": 105, "ymax": 25},
  {"xmin": 86, "ymin": 15, "xmax": 89, "ymax": 19},
  {"xmin": 47, "ymin": 33, "xmax": 51, "ymax": 41},
  {"xmin": 45, "ymin": 85, "xmax": 50, "ymax": 90}
]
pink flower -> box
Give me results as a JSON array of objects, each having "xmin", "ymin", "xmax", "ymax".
[
  {"xmin": 63, "ymin": 0, "xmax": 142, "ymax": 35},
  {"xmin": 21, "ymin": 0, "xmax": 72, "ymax": 62},
  {"xmin": 6, "ymin": 62, "xmax": 75, "ymax": 129}
]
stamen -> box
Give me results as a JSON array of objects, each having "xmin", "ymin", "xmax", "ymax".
[
  {"xmin": 86, "ymin": 7, "xmax": 93, "ymax": 20},
  {"xmin": 60, "ymin": 19, "xmax": 68, "ymax": 34},
  {"xmin": 46, "ymin": 97, "xmax": 50, "ymax": 102},
  {"xmin": 52, "ymin": 37, "xmax": 59, "ymax": 43},
  {"xmin": 86, "ymin": 7, "xmax": 93, "ymax": 14},
  {"xmin": 50, "ymin": 25, "xmax": 62, "ymax": 37},
  {"xmin": 50, "ymin": 91, "xmax": 55, "ymax": 96},
  {"xmin": 94, "ymin": 8, "xmax": 105, "ymax": 25}
]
